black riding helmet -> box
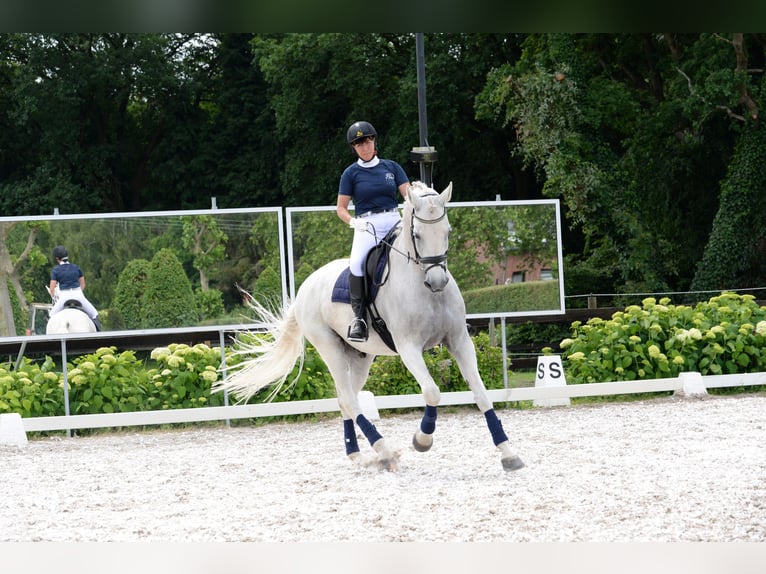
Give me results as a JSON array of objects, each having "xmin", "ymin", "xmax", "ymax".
[
  {"xmin": 53, "ymin": 245, "xmax": 68, "ymax": 261},
  {"xmin": 346, "ymin": 121, "xmax": 377, "ymax": 146}
]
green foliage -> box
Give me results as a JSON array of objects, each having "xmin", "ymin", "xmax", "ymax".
[
  {"xmin": 268, "ymin": 344, "xmax": 337, "ymax": 403},
  {"xmin": 67, "ymin": 348, "xmax": 151, "ymax": 414},
  {"xmin": 0, "ymin": 356, "xmax": 63, "ymax": 417},
  {"xmin": 146, "ymin": 344, "xmax": 227, "ymax": 410},
  {"xmin": 113, "ymin": 259, "xmax": 152, "ymax": 329},
  {"xmin": 7, "ymin": 278, "xmax": 26, "ymax": 336},
  {"xmin": 181, "ymin": 215, "xmax": 227, "ymax": 290},
  {"xmin": 4, "ymin": 289, "xmax": 766, "ymax": 422},
  {"xmin": 251, "ymin": 266, "xmax": 282, "ymax": 307},
  {"xmin": 0, "ymin": 344, "xmax": 227, "ymax": 419},
  {"xmin": 691, "ymin": 125, "xmax": 766, "ymax": 291},
  {"xmin": 141, "ymin": 249, "xmax": 198, "ymax": 328},
  {"xmin": 195, "ymin": 288, "xmax": 225, "ymax": 322},
  {"xmin": 505, "ymin": 320, "xmax": 572, "ymax": 347},
  {"xmin": 559, "ymin": 292, "xmax": 766, "ymax": 384},
  {"xmin": 462, "ymin": 280, "xmax": 560, "ymax": 314},
  {"xmin": 290, "ymin": 211, "xmax": 349, "ymax": 273},
  {"xmin": 364, "ymin": 332, "xmax": 509, "ymax": 395},
  {"xmin": 476, "ymin": 33, "xmax": 759, "ymax": 297},
  {"xmin": 6, "ymin": 33, "xmax": 766, "ymax": 331},
  {"xmin": 248, "ymin": 213, "xmax": 282, "ymax": 278}
]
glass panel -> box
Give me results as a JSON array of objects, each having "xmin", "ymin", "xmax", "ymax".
[
  {"xmin": 287, "ymin": 199, "xmax": 565, "ymax": 319},
  {"xmin": 0, "ymin": 207, "xmax": 285, "ymax": 338}
]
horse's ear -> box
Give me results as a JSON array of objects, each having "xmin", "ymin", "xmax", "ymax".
[{"xmin": 440, "ymin": 182, "xmax": 453, "ymax": 204}]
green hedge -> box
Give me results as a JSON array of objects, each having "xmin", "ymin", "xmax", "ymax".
[{"xmin": 462, "ymin": 280, "xmax": 560, "ymax": 314}]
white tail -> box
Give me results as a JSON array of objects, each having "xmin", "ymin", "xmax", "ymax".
[{"xmin": 213, "ymin": 297, "xmax": 305, "ymax": 403}]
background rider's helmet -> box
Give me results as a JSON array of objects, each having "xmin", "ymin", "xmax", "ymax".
[
  {"xmin": 53, "ymin": 245, "xmax": 68, "ymax": 261},
  {"xmin": 346, "ymin": 121, "xmax": 378, "ymax": 146}
]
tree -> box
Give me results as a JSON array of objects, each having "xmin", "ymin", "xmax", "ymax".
[
  {"xmin": 0, "ymin": 33, "xmax": 220, "ymax": 214},
  {"xmin": 476, "ymin": 33, "xmax": 764, "ymax": 297},
  {"xmin": 181, "ymin": 215, "xmax": 227, "ymax": 291},
  {"xmin": 691, "ymin": 125, "xmax": 766, "ymax": 291},
  {"xmin": 0, "ymin": 221, "xmax": 48, "ymax": 335},
  {"xmin": 141, "ymin": 249, "xmax": 198, "ymax": 328}
]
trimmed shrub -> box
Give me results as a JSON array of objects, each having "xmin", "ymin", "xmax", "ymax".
[
  {"xmin": 462, "ymin": 280, "xmax": 560, "ymax": 314},
  {"xmin": 141, "ymin": 248, "xmax": 198, "ymax": 328},
  {"xmin": 113, "ymin": 259, "xmax": 151, "ymax": 329}
]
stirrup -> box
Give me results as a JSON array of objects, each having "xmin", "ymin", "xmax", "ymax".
[{"xmin": 347, "ymin": 318, "xmax": 368, "ymax": 342}]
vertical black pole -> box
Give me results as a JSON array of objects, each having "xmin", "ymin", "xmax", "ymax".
[
  {"xmin": 416, "ymin": 34, "xmax": 428, "ymax": 152},
  {"xmin": 410, "ymin": 32, "xmax": 437, "ymax": 187}
]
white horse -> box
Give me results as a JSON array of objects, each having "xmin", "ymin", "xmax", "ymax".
[
  {"xmin": 45, "ymin": 285, "xmax": 97, "ymax": 334},
  {"xmin": 216, "ymin": 181, "xmax": 525, "ymax": 472}
]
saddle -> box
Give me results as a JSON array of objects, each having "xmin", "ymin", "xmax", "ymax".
[
  {"xmin": 331, "ymin": 225, "xmax": 400, "ymax": 351},
  {"xmin": 62, "ymin": 299, "xmax": 85, "ymax": 310}
]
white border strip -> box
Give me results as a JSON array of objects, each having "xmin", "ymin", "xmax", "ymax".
[{"xmin": 20, "ymin": 372, "xmax": 766, "ymax": 433}]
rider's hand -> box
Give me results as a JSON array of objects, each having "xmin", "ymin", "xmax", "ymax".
[{"xmin": 348, "ymin": 217, "xmax": 368, "ymax": 232}]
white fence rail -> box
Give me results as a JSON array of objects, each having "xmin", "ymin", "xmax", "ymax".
[{"xmin": 19, "ymin": 371, "xmax": 766, "ymax": 434}]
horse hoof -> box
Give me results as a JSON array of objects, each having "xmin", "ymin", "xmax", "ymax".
[
  {"xmin": 412, "ymin": 431, "xmax": 433, "ymax": 452},
  {"xmin": 502, "ymin": 455, "xmax": 525, "ymax": 471},
  {"xmin": 379, "ymin": 458, "xmax": 398, "ymax": 472}
]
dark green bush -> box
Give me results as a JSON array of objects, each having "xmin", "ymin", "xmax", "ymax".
[
  {"xmin": 113, "ymin": 259, "xmax": 151, "ymax": 329},
  {"xmin": 195, "ymin": 288, "xmax": 225, "ymax": 322},
  {"xmin": 141, "ymin": 249, "xmax": 198, "ymax": 328}
]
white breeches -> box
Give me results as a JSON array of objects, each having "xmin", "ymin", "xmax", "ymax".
[
  {"xmin": 349, "ymin": 211, "xmax": 401, "ymax": 276},
  {"xmin": 50, "ymin": 288, "xmax": 98, "ymax": 319}
]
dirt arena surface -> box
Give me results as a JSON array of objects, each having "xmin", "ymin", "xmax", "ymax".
[{"xmin": 2, "ymin": 394, "xmax": 764, "ymax": 543}]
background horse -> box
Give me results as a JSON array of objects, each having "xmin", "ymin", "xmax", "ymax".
[
  {"xmin": 45, "ymin": 285, "xmax": 97, "ymax": 334},
  {"xmin": 216, "ymin": 181, "xmax": 524, "ymax": 472}
]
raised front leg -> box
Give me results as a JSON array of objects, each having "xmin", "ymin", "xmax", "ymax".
[{"xmin": 447, "ymin": 332, "xmax": 525, "ymax": 471}]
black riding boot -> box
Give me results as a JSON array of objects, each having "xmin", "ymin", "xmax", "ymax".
[{"xmin": 347, "ymin": 273, "xmax": 368, "ymax": 342}]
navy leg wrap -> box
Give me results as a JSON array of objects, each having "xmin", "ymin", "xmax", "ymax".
[
  {"xmin": 484, "ymin": 409, "xmax": 508, "ymax": 446},
  {"xmin": 420, "ymin": 404, "xmax": 438, "ymax": 434},
  {"xmin": 356, "ymin": 414, "xmax": 383, "ymax": 446},
  {"xmin": 343, "ymin": 418, "xmax": 360, "ymax": 456}
]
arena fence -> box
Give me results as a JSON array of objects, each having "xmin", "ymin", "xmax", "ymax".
[{"xmin": 17, "ymin": 369, "xmax": 766, "ymax": 434}]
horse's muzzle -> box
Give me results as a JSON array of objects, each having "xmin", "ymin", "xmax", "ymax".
[{"xmin": 424, "ymin": 265, "xmax": 450, "ymax": 292}]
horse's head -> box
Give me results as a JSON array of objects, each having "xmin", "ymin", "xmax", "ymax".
[{"xmin": 405, "ymin": 181, "xmax": 453, "ymax": 292}]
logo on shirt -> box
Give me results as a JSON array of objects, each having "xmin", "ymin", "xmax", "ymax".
[{"xmin": 385, "ymin": 172, "xmax": 395, "ymax": 181}]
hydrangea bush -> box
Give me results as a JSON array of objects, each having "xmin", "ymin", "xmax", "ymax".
[{"xmin": 558, "ymin": 292, "xmax": 766, "ymax": 384}]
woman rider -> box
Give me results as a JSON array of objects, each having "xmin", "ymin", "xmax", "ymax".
[{"xmin": 336, "ymin": 121, "xmax": 410, "ymax": 342}]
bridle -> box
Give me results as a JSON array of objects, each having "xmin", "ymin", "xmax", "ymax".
[
  {"xmin": 408, "ymin": 193, "xmax": 449, "ymax": 277},
  {"xmin": 364, "ymin": 191, "xmax": 450, "ymax": 287},
  {"xmin": 367, "ymin": 193, "xmax": 449, "ymax": 294}
]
